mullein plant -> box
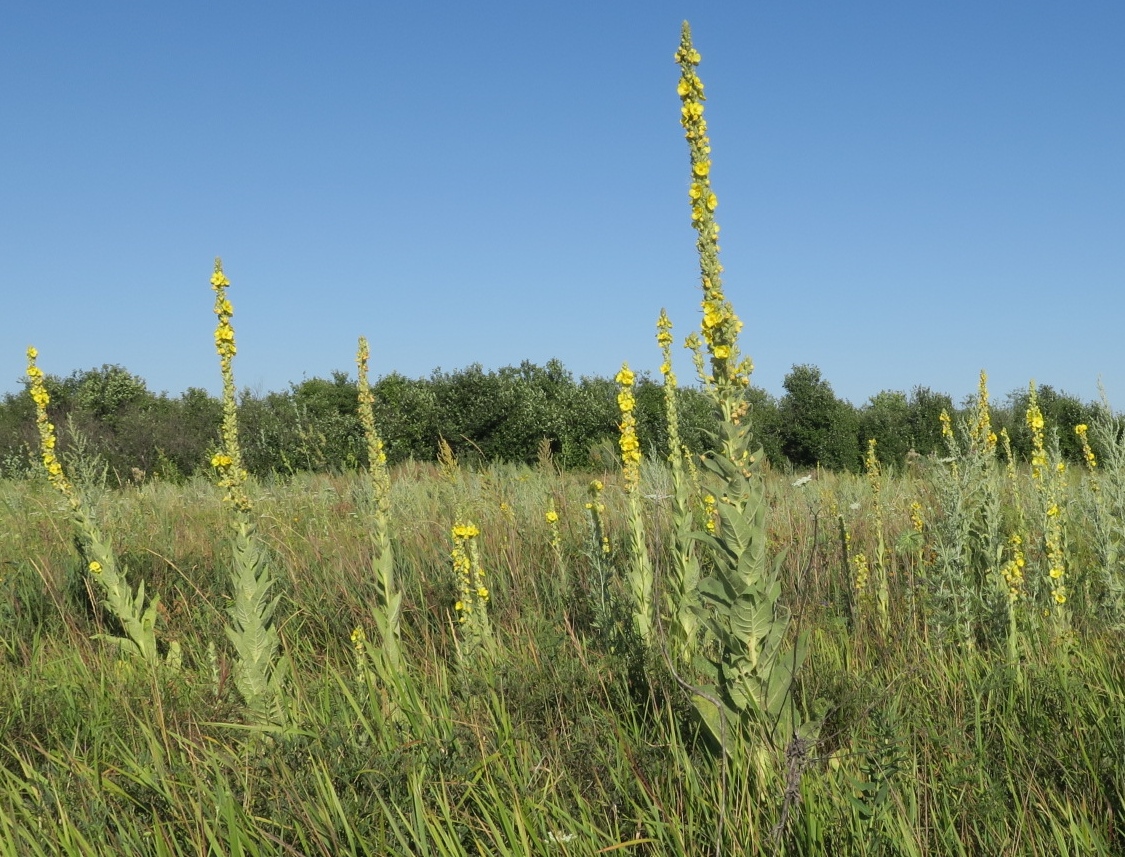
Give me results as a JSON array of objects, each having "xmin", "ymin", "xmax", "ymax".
[
  {"xmin": 616, "ymin": 362, "xmax": 654, "ymax": 645},
  {"xmin": 862, "ymin": 439, "xmax": 890, "ymax": 635},
  {"xmin": 545, "ymin": 501, "xmax": 568, "ymax": 596},
  {"xmin": 210, "ymin": 259, "xmax": 289, "ymax": 727},
  {"xmin": 674, "ymin": 22, "xmax": 812, "ymax": 760},
  {"xmin": 929, "ymin": 372, "xmax": 1004, "ymax": 647},
  {"xmin": 584, "ymin": 479, "xmax": 615, "ymax": 636},
  {"xmin": 997, "ymin": 429, "xmax": 1029, "ymax": 662},
  {"xmin": 451, "ymin": 522, "xmax": 492, "ymax": 663},
  {"xmin": 356, "ymin": 337, "xmax": 403, "ymax": 678},
  {"xmin": 1026, "ymin": 383, "xmax": 1070, "ymax": 632},
  {"xmin": 657, "ymin": 310, "xmax": 702, "ymax": 666},
  {"xmin": 1080, "ymin": 409, "xmax": 1125, "ymax": 627},
  {"xmin": 25, "ymin": 348, "xmax": 174, "ymax": 666}
]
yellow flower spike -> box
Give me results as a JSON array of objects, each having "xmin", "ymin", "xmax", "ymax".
[
  {"xmin": 675, "ymin": 22, "xmax": 749, "ymax": 392},
  {"xmin": 1076, "ymin": 423, "xmax": 1097, "ymax": 470},
  {"xmin": 356, "ymin": 336, "xmax": 392, "ymax": 498},
  {"xmin": 910, "ymin": 501, "xmax": 924, "ymax": 534},
  {"xmin": 210, "ymin": 258, "xmax": 252, "ymax": 512},
  {"xmin": 452, "ymin": 520, "xmax": 491, "ymax": 659},
  {"xmin": 26, "ymin": 347, "xmax": 78, "ymax": 506},
  {"xmin": 939, "ymin": 409, "xmax": 954, "ymax": 441},
  {"xmin": 615, "ymin": 362, "xmax": 642, "ymax": 492},
  {"xmin": 703, "ymin": 493, "xmax": 717, "ymax": 534}
]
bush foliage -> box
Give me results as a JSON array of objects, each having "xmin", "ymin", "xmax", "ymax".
[{"xmin": 0, "ymin": 360, "xmax": 1111, "ymax": 482}]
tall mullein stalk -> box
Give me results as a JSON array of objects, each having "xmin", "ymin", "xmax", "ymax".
[
  {"xmin": 356, "ymin": 336, "xmax": 402, "ymax": 675},
  {"xmin": 452, "ymin": 522, "xmax": 492, "ymax": 664},
  {"xmin": 210, "ymin": 259, "xmax": 288, "ymax": 727},
  {"xmin": 929, "ymin": 372, "xmax": 1003, "ymax": 647},
  {"xmin": 657, "ymin": 310, "xmax": 701, "ymax": 665},
  {"xmin": 863, "ymin": 439, "xmax": 890, "ymax": 635},
  {"xmin": 25, "ymin": 348, "xmax": 172, "ymax": 666},
  {"xmin": 998, "ymin": 429, "xmax": 1028, "ymax": 663},
  {"xmin": 545, "ymin": 502, "xmax": 567, "ymax": 595},
  {"xmin": 616, "ymin": 362, "xmax": 654, "ymax": 645},
  {"xmin": 675, "ymin": 23, "xmax": 810, "ymax": 759},
  {"xmin": 584, "ymin": 479, "xmax": 613, "ymax": 628},
  {"xmin": 1026, "ymin": 384, "xmax": 1070, "ymax": 632}
]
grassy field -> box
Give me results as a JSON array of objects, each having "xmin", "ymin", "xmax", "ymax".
[
  {"xmin": 4, "ymin": 22, "xmax": 1124, "ymax": 856},
  {"xmin": 2, "ymin": 447, "xmax": 1125, "ymax": 855}
]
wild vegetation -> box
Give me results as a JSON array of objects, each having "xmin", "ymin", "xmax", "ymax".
[{"xmin": 3, "ymin": 22, "xmax": 1124, "ymax": 856}]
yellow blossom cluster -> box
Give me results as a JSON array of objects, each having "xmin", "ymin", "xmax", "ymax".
[
  {"xmin": 586, "ymin": 480, "xmax": 610, "ymax": 556},
  {"xmin": 939, "ymin": 409, "xmax": 954, "ymax": 441},
  {"xmin": 451, "ymin": 522, "xmax": 488, "ymax": 625},
  {"xmin": 1000, "ymin": 533, "xmax": 1026, "ymax": 601},
  {"xmin": 616, "ymin": 363, "xmax": 642, "ymax": 492},
  {"xmin": 1026, "ymin": 387, "xmax": 1068, "ymax": 614},
  {"xmin": 210, "ymin": 259, "xmax": 251, "ymax": 512},
  {"xmin": 26, "ymin": 347, "xmax": 78, "ymax": 506},
  {"xmin": 545, "ymin": 506, "xmax": 562, "ymax": 552},
  {"xmin": 972, "ymin": 371, "xmax": 998, "ymax": 454},
  {"xmin": 1026, "ymin": 383, "xmax": 1047, "ymax": 483},
  {"xmin": 910, "ymin": 501, "xmax": 924, "ymax": 534},
  {"xmin": 674, "ymin": 22, "xmax": 750, "ymax": 390},
  {"xmin": 1075, "ymin": 424, "xmax": 1097, "ymax": 470},
  {"xmin": 702, "ymin": 493, "xmax": 717, "ymax": 534},
  {"xmin": 852, "ymin": 553, "xmax": 870, "ymax": 596},
  {"xmin": 656, "ymin": 309, "xmax": 675, "ymax": 379},
  {"xmin": 864, "ymin": 439, "xmax": 881, "ymax": 495}
]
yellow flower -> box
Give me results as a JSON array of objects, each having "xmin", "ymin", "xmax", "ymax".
[
  {"xmin": 910, "ymin": 501, "xmax": 924, "ymax": 533},
  {"xmin": 89, "ymin": 561, "xmax": 102, "ymax": 574},
  {"xmin": 545, "ymin": 510, "xmax": 559, "ymax": 524},
  {"xmin": 939, "ymin": 409, "xmax": 954, "ymax": 440}
]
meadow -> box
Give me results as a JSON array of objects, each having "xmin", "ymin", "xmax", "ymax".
[{"xmin": 3, "ymin": 22, "xmax": 1125, "ymax": 856}]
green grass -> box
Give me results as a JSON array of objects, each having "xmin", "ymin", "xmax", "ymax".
[{"xmin": 0, "ymin": 459, "xmax": 1122, "ymax": 855}]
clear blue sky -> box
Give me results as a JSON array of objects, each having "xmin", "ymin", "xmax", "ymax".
[{"xmin": 4, "ymin": 2, "xmax": 1123, "ymax": 408}]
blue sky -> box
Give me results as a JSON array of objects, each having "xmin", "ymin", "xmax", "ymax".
[{"xmin": 3, "ymin": 2, "xmax": 1123, "ymax": 408}]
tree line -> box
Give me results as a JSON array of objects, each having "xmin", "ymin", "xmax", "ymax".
[{"xmin": 0, "ymin": 359, "xmax": 1111, "ymax": 484}]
